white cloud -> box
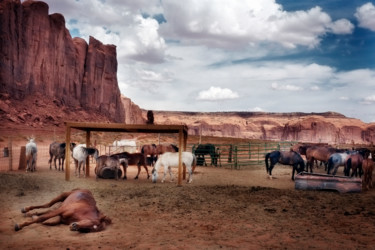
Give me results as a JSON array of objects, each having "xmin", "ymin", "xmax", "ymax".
[
  {"xmin": 362, "ymin": 95, "xmax": 375, "ymax": 105},
  {"xmin": 328, "ymin": 19, "xmax": 355, "ymax": 34},
  {"xmin": 271, "ymin": 82, "xmax": 302, "ymax": 91},
  {"xmin": 161, "ymin": 1, "xmax": 352, "ymax": 49},
  {"xmin": 355, "ymin": 2, "xmax": 375, "ymax": 31},
  {"xmin": 197, "ymin": 87, "xmax": 239, "ymax": 101},
  {"xmin": 250, "ymin": 107, "xmax": 264, "ymax": 112}
]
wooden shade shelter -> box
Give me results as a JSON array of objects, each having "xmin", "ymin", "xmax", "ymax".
[{"xmin": 64, "ymin": 122, "xmax": 188, "ymax": 185}]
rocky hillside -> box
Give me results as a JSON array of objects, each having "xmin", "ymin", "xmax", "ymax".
[
  {"xmin": 149, "ymin": 110, "xmax": 375, "ymax": 145},
  {"xmin": 0, "ymin": 0, "xmax": 128, "ymax": 122}
]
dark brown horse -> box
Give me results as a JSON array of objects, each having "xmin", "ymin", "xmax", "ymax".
[
  {"xmin": 95, "ymin": 155, "xmax": 123, "ymax": 179},
  {"xmin": 48, "ymin": 142, "xmax": 76, "ymax": 171},
  {"xmin": 111, "ymin": 152, "xmax": 149, "ymax": 179},
  {"xmin": 265, "ymin": 150, "xmax": 305, "ymax": 181},
  {"xmin": 15, "ymin": 189, "xmax": 111, "ymax": 232},
  {"xmin": 345, "ymin": 153, "xmax": 363, "ymax": 177},
  {"xmin": 362, "ymin": 158, "xmax": 374, "ymax": 190},
  {"xmin": 141, "ymin": 144, "xmax": 158, "ymax": 166}
]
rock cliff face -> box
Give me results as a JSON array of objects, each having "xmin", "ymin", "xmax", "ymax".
[
  {"xmin": 0, "ymin": 0, "xmax": 125, "ymax": 122},
  {"xmin": 149, "ymin": 111, "xmax": 375, "ymax": 145}
]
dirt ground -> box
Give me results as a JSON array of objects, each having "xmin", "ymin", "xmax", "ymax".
[{"xmin": 0, "ymin": 162, "xmax": 374, "ymax": 250}]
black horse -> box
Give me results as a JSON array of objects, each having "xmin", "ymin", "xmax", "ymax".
[
  {"xmin": 265, "ymin": 150, "xmax": 305, "ymax": 181},
  {"xmin": 194, "ymin": 144, "xmax": 218, "ymax": 166}
]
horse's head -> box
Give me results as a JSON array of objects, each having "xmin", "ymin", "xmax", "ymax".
[{"xmin": 151, "ymin": 168, "xmax": 158, "ymax": 183}]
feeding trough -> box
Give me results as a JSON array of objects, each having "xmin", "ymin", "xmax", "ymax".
[{"xmin": 295, "ymin": 172, "xmax": 362, "ymax": 193}]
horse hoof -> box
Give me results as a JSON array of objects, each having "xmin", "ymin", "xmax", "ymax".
[
  {"xmin": 134, "ymin": 176, "xmax": 138, "ymax": 180},
  {"xmin": 70, "ymin": 222, "xmax": 78, "ymax": 231},
  {"xmin": 14, "ymin": 224, "xmax": 21, "ymax": 231},
  {"xmin": 268, "ymin": 175, "xmax": 273, "ymax": 180},
  {"xmin": 21, "ymin": 208, "xmax": 27, "ymax": 213}
]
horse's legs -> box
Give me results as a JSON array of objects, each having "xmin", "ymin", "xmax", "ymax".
[
  {"xmin": 121, "ymin": 162, "xmax": 127, "ymax": 180},
  {"xmin": 134, "ymin": 164, "xmax": 141, "ymax": 179},
  {"xmin": 74, "ymin": 159, "xmax": 78, "ymax": 176},
  {"xmin": 161, "ymin": 165, "xmax": 168, "ymax": 183},
  {"xmin": 61, "ymin": 157, "xmax": 65, "ymax": 171},
  {"xmin": 53, "ymin": 156, "xmax": 58, "ymax": 170},
  {"xmin": 186, "ymin": 164, "xmax": 193, "ymax": 183},
  {"xmin": 143, "ymin": 165, "xmax": 150, "ymax": 179},
  {"xmin": 15, "ymin": 208, "xmax": 64, "ymax": 231},
  {"xmin": 21, "ymin": 191, "xmax": 73, "ymax": 214}
]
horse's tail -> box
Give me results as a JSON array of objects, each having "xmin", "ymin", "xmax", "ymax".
[
  {"xmin": 192, "ymin": 153, "xmax": 197, "ymax": 173},
  {"xmin": 327, "ymin": 157, "xmax": 333, "ymax": 174},
  {"xmin": 345, "ymin": 157, "xmax": 352, "ymax": 176},
  {"xmin": 265, "ymin": 153, "xmax": 271, "ymax": 174}
]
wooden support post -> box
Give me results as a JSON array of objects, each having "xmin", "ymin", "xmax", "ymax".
[
  {"xmin": 8, "ymin": 138, "xmax": 12, "ymax": 171},
  {"xmin": 65, "ymin": 125, "xmax": 71, "ymax": 181},
  {"xmin": 86, "ymin": 130, "xmax": 91, "ymax": 177},
  {"xmin": 178, "ymin": 128, "xmax": 183, "ymax": 186}
]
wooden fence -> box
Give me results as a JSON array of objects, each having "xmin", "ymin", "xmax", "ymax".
[{"xmin": 189, "ymin": 141, "xmax": 297, "ymax": 169}]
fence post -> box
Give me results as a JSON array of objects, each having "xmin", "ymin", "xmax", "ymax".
[{"xmin": 234, "ymin": 146, "xmax": 238, "ymax": 169}]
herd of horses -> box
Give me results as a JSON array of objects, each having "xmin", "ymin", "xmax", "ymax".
[
  {"xmin": 267, "ymin": 143, "xmax": 374, "ymax": 189},
  {"xmin": 25, "ymin": 139, "xmax": 374, "ymax": 189},
  {"xmin": 17, "ymin": 139, "xmax": 375, "ymax": 233}
]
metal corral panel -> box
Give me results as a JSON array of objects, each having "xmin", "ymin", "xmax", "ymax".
[{"xmin": 295, "ymin": 172, "xmax": 362, "ymax": 193}]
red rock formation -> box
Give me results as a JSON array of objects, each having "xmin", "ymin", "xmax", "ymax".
[
  {"xmin": 0, "ymin": 0, "xmax": 124, "ymax": 122},
  {"xmin": 149, "ymin": 111, "xmax": 375, "ymax": 145}
]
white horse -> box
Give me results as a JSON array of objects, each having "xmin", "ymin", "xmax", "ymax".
[
  {"xmin": 25, "ymin": 138, "xmax": 37, "ymax": 172},
  {"xmin": 151, "ymin": 152, "xmax": 196, "ymax": 183},
  {"xmin": 72, "ymin": 144, "xmax": 99, "ymax": 177}
]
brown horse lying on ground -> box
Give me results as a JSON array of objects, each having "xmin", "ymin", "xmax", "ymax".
[
  {"xmin": 362, "ymin": 158, "xmax": 374, "ymax": 190},
  {"xmin": 14, "ymin": 189, "xmax": 111, "ymax": 232}
]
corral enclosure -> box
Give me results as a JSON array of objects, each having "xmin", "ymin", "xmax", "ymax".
[{"xmin": 1, "ymin": 130, "xmax": 375, "ymax": 249}]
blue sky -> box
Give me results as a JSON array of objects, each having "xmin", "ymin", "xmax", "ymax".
[{"xmin": 41, "ymin": 0, "xmax": 375, "ymax": 122}]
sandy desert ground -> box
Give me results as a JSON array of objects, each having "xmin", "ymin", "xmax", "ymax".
[{"xmin": 0, "ymin": 160, "xmax": 374, "ymax": 250}]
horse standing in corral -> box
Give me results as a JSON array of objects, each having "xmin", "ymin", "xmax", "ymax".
[
  {"xmin": 25, "ymin": 138, "xmax": 37, "ymax": 172},
  {"xmin": 14, "ymin": 189, "xmax": 111, "ymax": 232},
  {"xmin": 362, "ymin": 157, "xmax": 374, "ymax": 190},
  {"xmin": 302, "ymin": 146, "xmax": 339, "ymax": 173},
  {"xmin": 111, "ymin": 152, "xmax": 149, "ymax": 179},
  {"xmin": 327, "ymin": 151, "xmax": 356, "ymax": 175},
  {"xmin": 48, "ymin": 142, "xmax": 76, "ymax": 171},
  {"xmin": 141, "ymin": 144, "xmax": 158, "ymax": 166},
  {"xmin": 95, "ymin": 155, "xmax": 124, "ymax": 180},
  {"xmin": 72, "ymin": 144, "xmax": 99, "ymax": 177},
  {"xmin": 194, "ymin": 143, "xmax": 219, "ymax": 166},
  {"xmin": 152, "ymin": 152, "xmax": 197, "ymax": 183},
  {"xmin": 345, "ymin": 153, "xmax": 363, "ymax": 177},
  {"xmin": 265, "ymin": 150, "xmax": 305, "ymax": 181}
]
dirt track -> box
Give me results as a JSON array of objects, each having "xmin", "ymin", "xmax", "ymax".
[{"xmin": 0, "ymin": 164, "xmax": 374, "ymax": 249}]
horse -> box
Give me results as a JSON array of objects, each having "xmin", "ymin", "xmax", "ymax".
[
  {"xmin": 302, "ymin": 146, "xmax": 340, "ymax": 173},
  {"xmin": 265, "ymin": 150, "xmax": 305, "ymax": 181},
  {"xmin": 14, "ymin": 189, "xmax": 111, "ymax": 232},
  {"xmin": 151, "ymin": 152, "xmax": 197, "ymax": 183},
  {"xmin": 72, "ymin": 144, "xmax": 99, "ymax": 177},
  {"xmin": 95, "ymin": 155, "xmax": 124, "ymax": 180},
  {"xmin": 362, "ymin": 157, "xmax": 374, "ymax": 190},
  {"xmin": 48, "ymin": 142, "xmax": 76, "ymax": 171},
  {"xmin": 345, "ymin": 153, "xmax": 363, "ymax": 177},
  {"xmin": 327, "ymin": 151, "xmax": 356, "ymax": 175},
  {"xmin": 111, "ymin": 152, "xmax": 149, "ymax": 179},
  {"xmin": 25, "ymin": 138, "xmax": 37, "ymax": 172},
  {"xmin": 141, "ymin": 144, "xmax": 158, "ymax": 166},
  {"xmin": 156, "ymin": 144, "xmax": 179, "ymax": 155},
  {"xmin": 194, "ymin": 144, "xmax": 218, "ymax": 166}
]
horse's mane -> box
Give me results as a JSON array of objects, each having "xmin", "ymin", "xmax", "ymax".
[
  {"xmin": 86, "ymin": 148, "xmax": 98, "ymax": 155},
  {"xmin": 171, "ymin": 144, "xmax": 179, "ymax": 152}
]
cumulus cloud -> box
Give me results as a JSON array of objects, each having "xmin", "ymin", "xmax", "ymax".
[
  {"xmin": 161, "ymin": 1, "xmax": 353, "ymax": 49},
  {"xmin": 271, "ymin": 82, "xmax": 302, "ymax": 91},
  {"xmin": 355, "ymin": 2, "xmax": 375, "ymax": 31},
  {"xmin": 197, "ymin": 87, "xmax": 239, "ymax": 101},
  {"xmin": 250, "ymin": 107, "xmax": 264, "ymax": 112},
  {"xmin": 327, "ymin": 19, "xmax": 355, "ymax": 34}
]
